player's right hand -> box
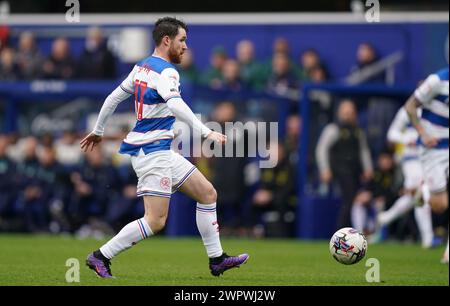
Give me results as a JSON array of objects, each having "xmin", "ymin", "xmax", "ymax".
[
  {"xmin": 206, "ymin": 131, "xmax": 227, "ymax": 145},
  {"xmin": 80, "ymin": 132, "xmax": 102, "ymax": 152}
]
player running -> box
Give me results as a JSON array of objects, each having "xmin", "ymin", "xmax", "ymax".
[
  {"xmin": 82, "ymin": 17, "xmax": 249, "ymax": 278},
  {"xmin": 373, "ymin": 107, "xmax": 435, "ymax": 248},
  {"xmin": 404, "ymin": 67, "xmax": 449, "ymax": 263}
]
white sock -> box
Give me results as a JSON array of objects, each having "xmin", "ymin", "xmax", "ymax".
[
  {"xmin": 414, "ymin": 204, "xmax": 434, "ymax": 248},
  {"xmin": 100, "ymin": 217, "xmax": 153, "ymax": 259},
  {"xmin": 351, "ymin": 204, "xmax": 367, "ymax": 232},
  {"xmin": 196, "ymin": 202, "xmax": 223, "ymax": 258},
  {"xmin": 378, "ymin": 195, "xmax": 413, "ymax": 225}
]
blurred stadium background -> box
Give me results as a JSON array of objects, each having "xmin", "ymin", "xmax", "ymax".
[{"xmin": 0, "ymin": 0, "xmax": 448, "ymax": 246}]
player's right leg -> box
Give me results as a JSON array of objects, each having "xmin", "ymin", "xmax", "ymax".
[
  {"xmin": 86, "ymin": 195, "xmax": 169, "ymax": 278},
  {"xmin": 420, "ymin": 149, "xmax": 449, "ymax": 262},
  {"xmin": 87, "ymin": 151, "xmax": 172, "ymax": 278}
]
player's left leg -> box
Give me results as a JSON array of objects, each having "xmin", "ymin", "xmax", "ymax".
[{"xmin": 175, "ymin": 157, "xmax": 249, "ymax": 276}]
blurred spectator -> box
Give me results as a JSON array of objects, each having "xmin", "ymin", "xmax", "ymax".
[
  {"xmin": 309, "ymin": 64, "xmax": 329, "ymax": 83},
  {"xmin": 39, "ymin": 132, "xmax": 54, "ymax": 149},
  {"xmin": 55, "ymin": 129, "xmax": 82, "ymax": 168},
  {"xmin": 0, "ymin": 135, "xmax": 18, "ymax": 230},
  {"xmin": 251, "ymin": 142, "xmax": 297, "ymax": 238},
  {"xmin": 307, "ymin": 64, "xmax": 334, "ymax": 175},
  {"xmin": 5, "ymin": 133, "xmax": 29, "ymax": 163},
  {"xmin": 42, "ymin": 37, "xmax": 75, "ymax": 79},
  {"xmin": 284, "ymin": 114, "xmax": 301, "ymax": 160},
  {"xmin": 217, "ymin": 59, "xmax": 244, "ymax": 91},
  {"xmin": 273, "ymin": 37, "xmax": 290, "ymax": 55},
  {"xmin": 16, "ymin": 136, "xmax": 40, "ymax": 173},
  {"xmin": 77, "ymin": 26, "xmax": 116, "ymax": 79},
  {"xmin": 308, "ymin": 64, "xmax": 332, "ymax": 107},
  {"xmin": 15, "ymin": 31, "xmax": 44, "ymax": 79},
  {"xmin": 210, "ymin": 101, "xmax": 248, "ymax": 235},
  {"xmin": 348, "ymin": 43, "xmax": 395, "ymax": 157},
  {"xmin": 0, "ymin": 25, "xmax": 9, "ymax": 51},
  {"xmin": 316, "ymin": 99, "xmax": 373, "ymax": 228},
  {"xmin": 349, "ymin": 42, "xmax": 386, "ymax": 84},
  {"xmin": 236, "ymin": 39, "xmax": 264, "ymax": 90},
  {"xmin": 68, "ymin": 147, "xmax": 120, "ymax": 233},
  {"xmin": 178, "ymin": 48, "xmax": 199, "ymax": 84},
  {"xmin": 201, "ymin": 46, "xmax": 228, "ymax": 88},
  {"xmin": 0, "ymin": 47, "xmax": 21, "ymax": 80},
  {"xmin": 351, "ymin": 149, "xmax": 400, "ymax": 234},
  {"xmin": 16, "ymin": 140, "xmax": 58, "ymax": 232},
  {"xmin": 105, "ymin": 164, "xmax": 140, "ymax": 232},
  {"xmin": 300, "ymin": 49, "xmax": 321, "ymax": 80},
  {"xmin": 266, "ymin": 52, "xmax": 299, "ymax": 103}
]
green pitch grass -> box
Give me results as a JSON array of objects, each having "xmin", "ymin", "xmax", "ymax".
[{"xmin": 0, "ymin": 234, "xmax": 447, "ymax": 286}]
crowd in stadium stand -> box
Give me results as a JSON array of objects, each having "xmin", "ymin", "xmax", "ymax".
[
  {"xmin": 0, "ymin": 27, "xmax": 116, "ymax": 80},
  {"xmin": 1, "ymin": 27, "xmax": 386, "ymax": 93}
]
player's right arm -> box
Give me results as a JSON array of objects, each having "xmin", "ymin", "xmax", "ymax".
[
  {"xmin": 387, "ymin": 108, "xmax": 417, "ymax": 145},
  {"xmin": 80, "ymin": 66, "xmax": 138, "ymax": 152},
  {"xmin": 404, "ymin": 74, "xmax": 440, "ymax": 148}
]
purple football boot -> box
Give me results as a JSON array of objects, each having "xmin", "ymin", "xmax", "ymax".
[
  {"xmin": 209, "ymin": 253, "xmax": 250, "ymax": 276},
  {"xmin": 86, "ymin": 253, "xmax": 113, "ymax": 278}
]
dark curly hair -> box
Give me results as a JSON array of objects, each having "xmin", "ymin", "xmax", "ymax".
[{"xmin": 152, "ymin": 17, "xmax": 188, "ymax": 46}]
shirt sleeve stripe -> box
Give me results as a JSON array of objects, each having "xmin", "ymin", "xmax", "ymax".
[
  {"xmin": 120, "ymin": 84, "xmax": 134, "ymax": 95},
  {"xmin": 164, "ymin": 94, "xmax": 181, "ymax": 102}
]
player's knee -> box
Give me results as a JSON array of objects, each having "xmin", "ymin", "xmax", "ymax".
[
  {"xmin": 145, "ymin": 215, "xmax": 167, "ymax": 233},
  {"xmin": 429, "ymin": 195, "xmax": 448, "ymax": 214},
  {"xmin": 201, "ymin": 184, "xmax": 217, "ymax": 204}
]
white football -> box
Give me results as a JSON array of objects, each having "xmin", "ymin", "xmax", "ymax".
[{"xmin": 329, "ymin": 227, "xmax": 367, "ymax": 265}]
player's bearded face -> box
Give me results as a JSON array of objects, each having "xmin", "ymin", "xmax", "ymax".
[
  {"xmin": 168, "ymin": 42, "xmax": 182, "ymax": 64},
  {"xmin": 168, "ymin": 29, "xmax": 187, "ymax": 64}
]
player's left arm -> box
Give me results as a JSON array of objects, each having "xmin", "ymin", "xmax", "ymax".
[{"xmin": 157, "ymin": 68, "xmax": 227, "ymax": 144}]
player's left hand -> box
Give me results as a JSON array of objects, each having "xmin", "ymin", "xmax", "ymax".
[
  {"xmin": 207, "ymin": 131, "xmax": 227, "ymax": 145},
  {"xmin": 80, "ymin": 133, "xmax": 102, "ymax": 152}
]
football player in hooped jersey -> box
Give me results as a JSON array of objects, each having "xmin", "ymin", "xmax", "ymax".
[
  {"xmin": 404, "ymin": 67, "xmax": 449, "ymax": 264},
  {"xmin": 82, "ymin": 17, "xmax": 249, "ymax": 278}
]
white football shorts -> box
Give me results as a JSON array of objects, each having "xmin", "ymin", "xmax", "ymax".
[
  {"xmin": 401, "ymin": 158, "xmax": 423, "ymax": 190},
  {"xmin": 419, "ymin": 147, "xmax": 449, "ymax": 194},
  {"xmin": 131, "ymin": 149, "xmax": 197, "ymax": 198}
]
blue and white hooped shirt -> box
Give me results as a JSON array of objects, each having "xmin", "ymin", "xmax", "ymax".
[{"xmin": 117, "ymin": 55, "xmax": 182, "ymax": 156}]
